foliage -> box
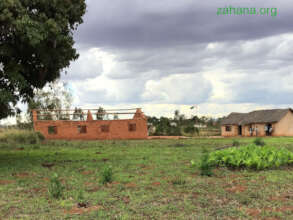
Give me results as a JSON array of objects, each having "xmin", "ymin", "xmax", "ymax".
[
  {"xmin": 199, "ymin": 148, "xmax": 213, "ymax": 176},
  {"xmin": 184, "ymin": 125, "xmax": 198, "ymax": 134},
  {"xmin": 253, "ymin": 137, "xmax": 265, "ymax": 146},
  {"xmin": 113, "ymin": 114, "xmax": 119, "ymax": 120},
  {"xmin": 0, "ymin": 129, "xmax": 45, "ymax": 144},
  {"xmin": 28, "ymin": 80, "xmax": 73, "ymax": 121},
  {"xmin": 48, "ymin": 173, "xmax": 64, "ymax": 199},
  {"xmin": 232, "ymin": 140, "xmax": 240, "ymax": 146},
  {"xmin": 73, "ymin": 107, "xmax": 84, "ymax": 121},
  {"xmin": 101, "ymin": 166, "xmax": 113, "ymax": 184},
  {"xmin": 208, "ymin": 144, "xmax": 293, "ymax": 170},
  {"xmin": 96, "ymin": 107, "xmax": 106, "ymax": 120},
  {"xmin": 0, "ymin": 0, "xmax": 86, "ymax": 119},
  {"xmin": 147, "ymin": 110, "xmax": 221, "ymax": 136}
]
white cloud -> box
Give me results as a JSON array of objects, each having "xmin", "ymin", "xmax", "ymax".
[{"xmin": 57, "ymin": 32, "xmax": 293, "ymax": 118}]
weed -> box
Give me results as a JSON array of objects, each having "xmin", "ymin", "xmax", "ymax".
[
  {"xmin": 253, "ymin": 137, "xmax": 265, "ymax": 146},
  {"xmin": 48, "ymin": 173, "xmax": 64, "ymax": 199},
  {"xmin": 199, "ymin": 148, "xmax": 213, "ymax": 176},
  {"xmin": 101, "ymin": 166, "xmax": 113, "ymax": 184},
  {"xmin": 36, "ymin": 131, "xmax": 45, "ymax": 142},
  {"xmin": 232, "ymin": 140, "xmax": 240, "ymax": 146},
  {"xmin": 0, "ymin": 129, "xmax": 44, "ymax": 144},
  {"xmin": 76, "ymin": 189, "xmax": 88, "ymax": 207}
]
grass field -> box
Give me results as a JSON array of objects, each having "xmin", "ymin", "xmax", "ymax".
[{"xmin": 1, "ymin": 137, "xmax": 293, "ymax": 219}]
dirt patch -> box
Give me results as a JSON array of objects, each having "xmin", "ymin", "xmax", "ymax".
[
  {"xmin": 191, "ymin": 192, "xmax": 199, "ymax": 199},
  {"xmin": 263, "ymin": 218, "xmax": 281, "ymax": 220},
  {"xmin": 270, "ymin": 196, "xmax": 287, "ymax": 202},
  {"xmin": 225, "ymin": 185, "xmax": 246, "ymax": 193},
  {"xmin": 86, "ymin": 186, "xmax": 100, "ymax": 193},
  {"xmin": 22, "ymin": 187, "xmax": 46, "ymax": 194},
  {"xmin": 15, "ymin": 147, "xmax": 24, "ymax": 151},
  {"xmin": 122, "ymin": 196, "xmax": 130, "ymax": 204},
  {"xmin": 246, "ymin": 208, "xmax": 261, "ymax": 217},
  {"xmin": 148, "ymin": 136, "xmax": 190, "ymax": 140},
  {"xmin": 276, "ymin": 206, "xmax": 293, "ymax": 213},
  {"xmin": 125, "ymin": 183, "xmax": 137, "ymax": 188},
  {"xmin": 102, "ymin": 158, "xmax": 109, "ymax": 162},
  {"xmin": 0, "ymin": 180, "xmax": 15, "ymax": 185},
  {"xmin": 81, "ymin": 171, "xmax": 93, "ymax": 175},
  {"xmin": 64, "ymin": 205, "xmax": 102, "ymax": 215},
  {"xmin": 151, "ymin": 182, "xmax": 161, "ymax": 186},
  {"xmin": 12, "ymin": 172, "xmax": 33, "ymax": 178},
  {"xmin": 42, "ymin": 177, "xmax": 49, "ymax": 182},
  {"xmin": 141, "ymin": 165, "xmax": 155, "ymax": 171}
]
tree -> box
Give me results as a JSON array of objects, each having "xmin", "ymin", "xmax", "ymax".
[
  {"xmin": 0, "ymin": 0, "xmax": 86, "ymax": 119},
  {"xmin": 174, "ymin": 110, "xmax": 180, "ymax": 121},
  {"xmin": 28, "ymin": 80, "xmax": 73, "ymax": 121},
  {"xmin": 73, "ymin": 107, "xmax": 84, "ymax": 121},
  {"xmin": 113, "ymin": 114, "xmax": 119, "ymax": 120},
  {"xmin": 96, "ymin": 107, "xmax": 106, "ymax": 120}
]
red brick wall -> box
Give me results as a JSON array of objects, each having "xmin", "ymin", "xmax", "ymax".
[{"xmin": 32, "ymin": 110, "xmax": 148, "ymax": 140}]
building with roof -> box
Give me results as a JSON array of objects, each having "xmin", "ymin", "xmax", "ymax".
[{"xmin": 221, "ymin": 108, "xmax": 293, "ymax": 137}]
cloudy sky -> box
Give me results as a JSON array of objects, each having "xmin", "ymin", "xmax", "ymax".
[{"xmin": 59, "ymin": 0, "xmax": 293, "ymax": 118}]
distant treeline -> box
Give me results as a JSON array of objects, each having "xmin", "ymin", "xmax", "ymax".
[{"xmin": 147, "ymin": 110, "xmax": 224, "ymax": 136}]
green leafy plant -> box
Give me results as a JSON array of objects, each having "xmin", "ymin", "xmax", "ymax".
[
  {"xmin": 190, "ymin": 160, "xmax": 195, "ymax": 167},
  {"xmin": 253, "ymin": 137, "xmax": 265, "ymax": 146},
  {"xmin": 232, "ymin": 140, "xmax": 240, "ymax": 147},
  {"xmin": 100, "ymin": 166, "xmax": 113, "ymax": 184},
  {"xmin": 208, "ymin": 144, "xmax": 293, "ymax": 170},
  {"xmin": 199, "ymin": 148, "xmax": 213, "ymax": 176},
  {"xmin": 48, "ymin": 173, "xmax": 64, "ymax": 199}
]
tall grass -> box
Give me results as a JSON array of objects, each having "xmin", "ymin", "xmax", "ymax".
[{"xmin": 0, "ymin": 129, "xmax": 45, "ymax": 144}]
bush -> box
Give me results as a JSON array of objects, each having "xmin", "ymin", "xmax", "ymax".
[
  {"xmin": 232, "ymin": 140, "xmax": 240, "ymax": 146},
  {"xmin": 208, "ymin": 144, "xmax": 293, "ymax": 170},
  {"xmin": 253, "ymin": 137, "xmax": 265, "ymax": 146},
  {"xmin": 36, "ymin": 131, "xmax": 45, "ymax": 142},
  {"xmin": 100, "ymin": 166, "xmax": 113, "ymax": 184},
  {"xmin": 0, "ymin": 129, "xmax": 45, "ymax": 144},
  {"xmin": 199, "ymin": 149, "xmax": 213, "ymax": 176},
  {"xmin": 48, "ymin": 173, "xmax": 64, "ymax": 199}
]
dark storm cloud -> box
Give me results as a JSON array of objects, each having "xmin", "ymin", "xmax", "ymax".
[
  {"xmin": 75, "ymin": 0, "xmax": 293, "ymax": 49},
  {"xmin": 64, "ymin": 0, "xmax": 293, "ymax": 109}
]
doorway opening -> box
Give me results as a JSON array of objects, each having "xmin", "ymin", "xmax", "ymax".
[
  {"xmin": 238, "ymin": 125, "xmax": 242, "ymax": 136},
  {"xmin": 266, "ymin": 123, "xmax": 272, "ymax": 136}
]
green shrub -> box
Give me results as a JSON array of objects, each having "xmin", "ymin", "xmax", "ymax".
[
  {"xmin": 232, "ymin": 140, "xmax": 240, "ymax": 147},
  {"xmin": 253, "ymin": 137, "xmax": 265, "ymax": 146},
  {"xmin": 199, "ymin": 149, "xmax": 213, "ymax": 176},
  {"xmin": 100, "ymin": 166, "xmax": 113, "ymax": 184},
  {"xmin": 0, "ymin": 129, "xmax": 45, "ymax": 144},
  {"xmin": 48, "ymin": 173, "xmax": 64, "ymax": 199},
  {"xmin": 208, "ymin": 144, "xmax": 293, "ymax": 170},
  {"xmin": 36, "ymin": 131, "xmax": 45, "ymax": 142}
]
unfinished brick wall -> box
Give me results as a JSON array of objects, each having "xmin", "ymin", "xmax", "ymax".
[{"xmin": 33, "ymin": 108, "xmax": 148, "ymax": 140}]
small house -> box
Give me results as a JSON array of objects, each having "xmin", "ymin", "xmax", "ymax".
[{"xmin": 221, "ymin": 108, "xmax": 293, "ymax": 137}]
